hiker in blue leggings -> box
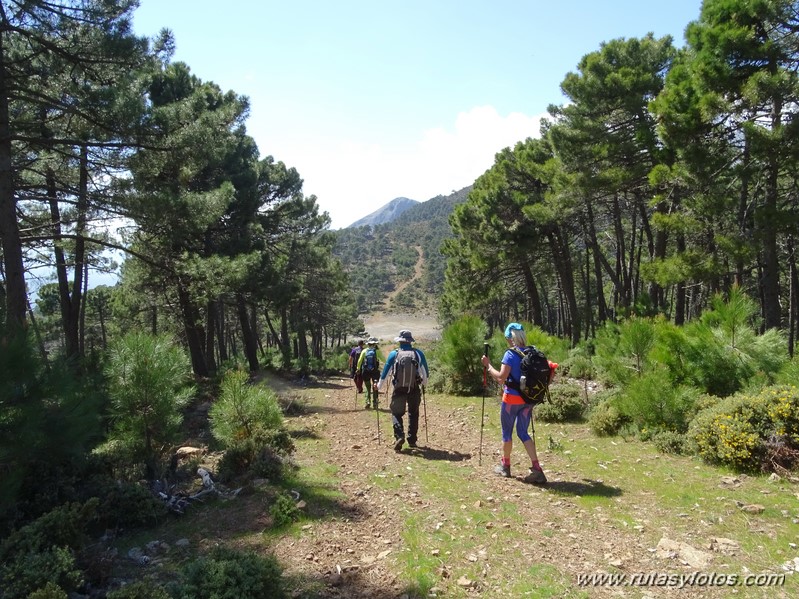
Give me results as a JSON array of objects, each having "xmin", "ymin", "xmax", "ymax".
[{"xmin": 481, "ymin": 322, "xmax": 548, "ymax": 484}]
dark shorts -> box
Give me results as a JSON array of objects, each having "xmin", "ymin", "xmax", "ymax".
[{"xmin": 362, "ymin": 369, "xmax": 379, "ymax": 383}]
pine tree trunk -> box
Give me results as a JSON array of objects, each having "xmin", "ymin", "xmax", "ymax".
[
  {"xmin": 0, "ymin": 29, "xmax": 27, "ymax": 332},
  {"xmin": 237, "ymin": 293, "xmax": 259, "ymax": 371}
]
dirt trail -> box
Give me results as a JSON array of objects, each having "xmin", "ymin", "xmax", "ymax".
[
  {"xmin": 381, "ymin": 246, "xmax": 424, "ymax": 310},
  {"xmin": 266, "ymin": 378, "xmax": 782, "ymax": 598},
  {"xmin": 363, "ymin": 247, "xmax": 442, "ymax": 343}
]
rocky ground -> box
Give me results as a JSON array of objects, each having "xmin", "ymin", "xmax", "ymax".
[{"xmin": 260, "ymin": 374, "xmax": 795, "ymax": 599}]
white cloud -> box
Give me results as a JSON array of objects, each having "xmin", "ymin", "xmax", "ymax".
[{"xmin": 274, "ymin": 106, "xmax": 545, "ymax": 229}]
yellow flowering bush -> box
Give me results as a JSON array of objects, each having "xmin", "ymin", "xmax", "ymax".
[
  {"xmin": 765, "ymin": 385, "xmax": 799, "ymax": 444},
  {"xmin": 688, "ymin": 385, "xmax": 799, "ymax": 472}
]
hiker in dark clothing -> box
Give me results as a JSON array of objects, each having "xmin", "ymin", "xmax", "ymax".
[
  {"xmin": 349, "ymin": 339, "xmax": 364, "ymax": 393},
  {"xmin": 377, "ymin": 330, "xmax": 429, "ymax": 451},
  {"xmin": 357, "ymin": 337, "xmax": 381, "ymax": 409}
]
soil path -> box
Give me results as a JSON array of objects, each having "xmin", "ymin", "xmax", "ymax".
[
  {"xmin": 363, "ymin": 247, "xmax": 442, "ymax": 343},
  {"xmin": 266, "ymin": 377, "xmax": 776, "ymax": 598},
  {"xmin": 381, "ymin": 246, "xmax": 424, "ymax": 310}
]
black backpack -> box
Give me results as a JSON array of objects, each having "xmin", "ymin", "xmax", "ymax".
[{"xmin": 506, "ymin": 346, "xmax": 551, "ymax": 405}]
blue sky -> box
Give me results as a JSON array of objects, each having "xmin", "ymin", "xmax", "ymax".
[{"xmin": 132, "ymin": 0, "xmax": 704, "ymax": 229}]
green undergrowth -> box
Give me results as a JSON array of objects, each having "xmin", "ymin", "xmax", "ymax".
[{"xmin": 109, "ymin": 378, "xmax": 796, "ymax": 598}]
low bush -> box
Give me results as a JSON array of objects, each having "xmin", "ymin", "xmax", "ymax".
[
  {"xmin": 103, "ymin": 332, "xmax": 195, "ymax": 480},
  {"xmin": 614, "ymin": 369, "xmax": 699, "ymax": 433},
  {"xmin": 178, "ymin": 546, "xmax": 287, "ymax": 599},
  {"xmin": 27, "ymin": 582, "xmax": 69, "ymax": 599},
  {"xmin": 536, "ymin": 383, "xmax": 585, "ymax": 422},
  {"xmin": 0, "ymin": 500, "xmax": 97, "ymax": 599},
  {"xmin": 269, "ymin": 492, "xmax": 301, "ymax": 528},
  {"xmin": 106, "ymin": 579, "xmax": 171, "ymax": 599},
  {"xmin": 436, "ymin": 315, "xmax": 487, "ymax": 396},
  {"xmin": 588, "ymin": 391, "xmax": 628, "ymax": 437},
  {"xmin": 650, "ymin": 430, "xmax": 688, "ymax": 455},
  {"xmin": 688, "ymin": 384, "xmax": 799, "ymax": 472},
  {"xmin": 217, "ymin": 431, "xmax": 293, "ymax": 483},
  {"xmin": 90, "ymin": 479, "xmax": 165, "ymax": 531}
]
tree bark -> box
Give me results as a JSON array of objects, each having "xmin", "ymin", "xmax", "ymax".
[
  {"xmin": 237, "ymin": 293, "xmax": 259, "ymax": 371},
  {"xmin": 0, "ymin": 27, "xmax": 26, "ymax": 332},
  {"xmin": 177, "ymin": 281, "xmax": 208, "ymax": 377},
  {"xmin": 519, "ymin": 260, "xmax": 543, "ymax": 326}
]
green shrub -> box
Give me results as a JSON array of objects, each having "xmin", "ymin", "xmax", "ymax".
[
  {"xmin": 775, "ymin": 356, "xmax": 799, "ymax": 387},
  {"xmin": 588, "ymin": 391, "xmax": 629, "ymax": 437},
  {"xmin": 269, "ymin": 492, "xmax": 301, "ymax": 528},
  {"xmin": 615, "ymin": 369, "xmax": 699, "ymax": 433},
  {"xmin": 681, "ymin": 288, "xmax": 787, "ymax": 396},
  {"xmin": 107, "ymin": 579, "xmax": 171, "ymax": 599},
  {"xmin": 178, "ymin": 546, "xmax": 287, "ymax": 599},
  {"xmin": 650, "ymin": 430, "xmax": 688, "ymax": 455},
  {"xmin": 103, "ymin": 332, "xmax": 195, "ymax": 480},
  {"xmin": 0, "ymin": 328, "xmax": 104, "ymax": 534},
  {"xmin": 90, "ymin": 480, "xmax": 165, "ymax": 530},
  {"xmin": 593, "ymin": 318, "xmax": 657, "ymax": 387},
  {"xmin": 536, "ymin": 383, "xmax": 585, "ymax": 422},
  {"xmin": 210, "ymin": 370, "xmax": 285, "ymax": 446},
  {"xmin": 436, "ymin": 315, "xmax": 487, "ymax": 395},
  {"xmin": 0, "ymin": 500, "xmax": 97, "ymax": 599},
  {"xmin": 217, "ymin": 430, "xmax": 293, "ymax": 483},
  {"xmin": 27, "ymin": 582, "xmax": 69, "ymax": 599}
]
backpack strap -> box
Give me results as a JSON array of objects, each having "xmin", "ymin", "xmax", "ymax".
[{"xmin": 504, "ymin": 347, "xmax": 525, "ymax": 390}]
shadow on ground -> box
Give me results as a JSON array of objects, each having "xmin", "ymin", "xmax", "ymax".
[
  {"xmin": 401, "ymin": 445, "xmax": 471, "ymax": 462},
  {"xmin": 285, "ymin": 569, "xmax": 436, "ymax": 599},
  {"xmin": 544, "ymin": 478, "xmax": 623, "ymax": 498}
]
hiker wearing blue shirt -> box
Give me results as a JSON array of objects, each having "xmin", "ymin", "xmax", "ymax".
[
  {"xmin": 481, "ymin": 322, "xmax": 549, "ymax": 484},
  {"xmin": 377, "ymin": 330, "xmax": 429, "ymax": 451}
]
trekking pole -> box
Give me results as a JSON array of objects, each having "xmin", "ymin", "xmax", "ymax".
[
  {"xmin": 375, "ymin": 381, "xmax": 381, "ymax": 445},
  {"xmin": 422, "ymin": 384, "xmax": 428, "ymax": 443},
  {"xmin": 479, "ymin": 342, "xmax": 489, "ymax": 466}
]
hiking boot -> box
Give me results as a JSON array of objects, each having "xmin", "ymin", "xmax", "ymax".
[
  {"xmin": 494, "ymin": 463, "xmax": 511, "ymax": 478},
  {"xmin": 407, "ymin": 440, "xmax": 417, "ymax": 448},
  {"xmin": 393, "ymin": 438, "xmax": 405, "ymax": 452},
  {"xmin": 364, "ymin": 403, "xmax": 371, "ymax": 409},
  {"xmin": 523, "ymin": 467, "xmax": 547, "ymax": 485}
]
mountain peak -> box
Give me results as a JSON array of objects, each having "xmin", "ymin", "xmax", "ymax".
[{"xmin": 347, "ymin": 197, "xmax": 418, "ymax": 228}]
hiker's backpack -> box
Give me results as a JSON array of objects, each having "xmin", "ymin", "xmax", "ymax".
[
  {"xmin": 362, "ymin": 347, "xmax": 378, "ymax": 374},
  {"xmin": 393, "ymin": 349, "xmax": 420, "ymax": 391},
  {"xmin": 350, "ymin": 346, "xmax": 362, "ymax": 374},
  {"xmin": 507, "ymin": 346, "xmax": 552, "ymax": 405}
]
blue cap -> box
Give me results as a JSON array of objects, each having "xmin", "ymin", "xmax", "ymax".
[{"xmin": 504, "ymin": 322, "xmax": 524, "ymax": 338}]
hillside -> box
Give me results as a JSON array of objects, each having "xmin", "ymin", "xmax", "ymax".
[
  {"xmin": 333, "ymin": 186, "xmax": 471, "ymax": 316},
  {"xmin": 348, "ymin": 197, "xmax": 419, "ymax": 228}
]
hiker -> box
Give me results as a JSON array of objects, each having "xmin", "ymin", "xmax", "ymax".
[
  {"xmin": 348, "ymin": 339, "xmax": 365, "ymax": 393},
  {"xmin": 481, "ymin": 322, "xmax": 547, "ymax": 484},
  {"xmin": 377, "ymin": 330, "xmax": 429, "ymax": 451},
  {"xmin": 357, "ymin": 337, "xmax": 381, "ymax": 409}
]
